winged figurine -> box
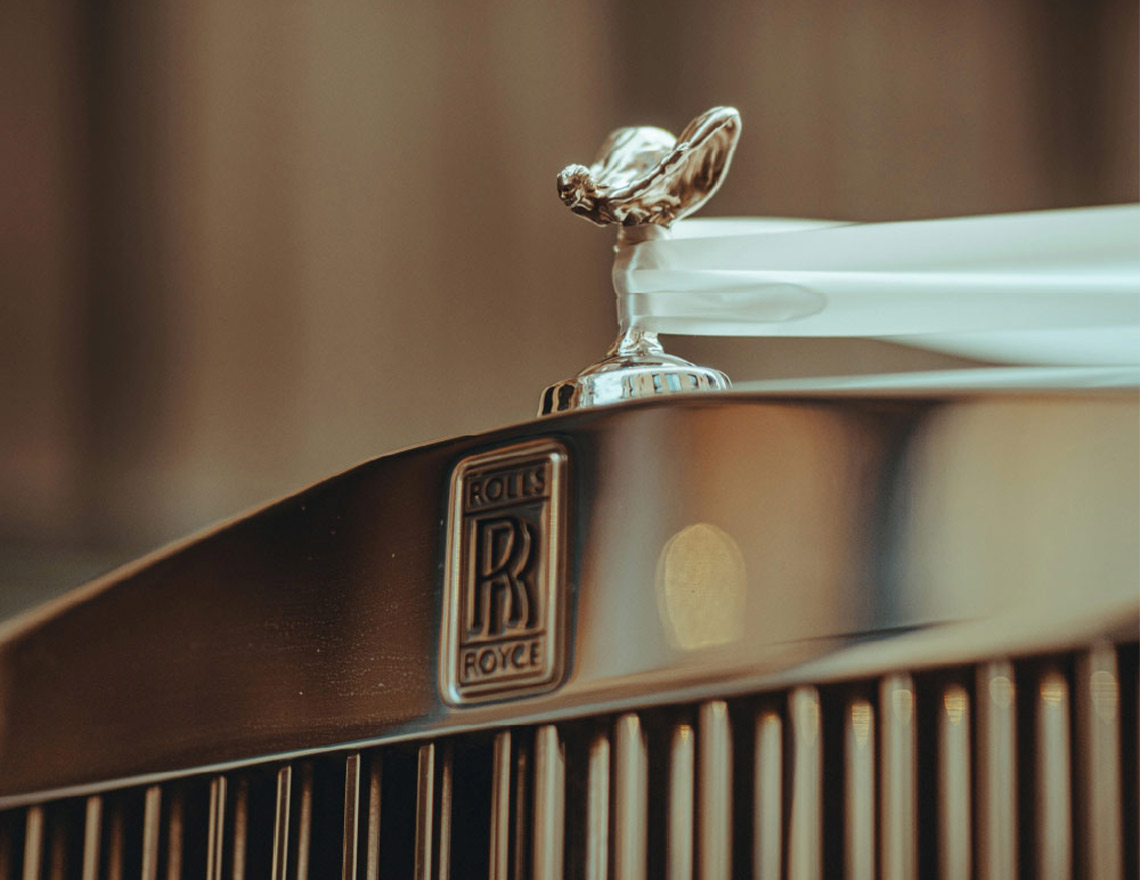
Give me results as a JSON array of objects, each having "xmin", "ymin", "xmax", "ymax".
[{"xmin": 557, "ymin": 106, "xmax": 741, "ymax": 227}]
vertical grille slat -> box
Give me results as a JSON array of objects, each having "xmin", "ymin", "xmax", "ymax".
[
  {"xmin": 844, "ymin": 698, "xmax": 874, "ymax": 880},
  {"xmin": 80, "ymin": 797, "xmax": 101, "ymax": 880},
  {"xmin": 437, "ymin": 744, "xmax": 454, "ymax": 880},
  {"xmin": 937, "ymin": 683, "xmax": 971, "ymax": 880},
  {"xmin": 272, "ymin": 765, "xmax": 292, "ymax": 880},
  {"xmin": 880, "ymin": 673, "xmax": 916, "ymax": 880},
  {"xmin": 140, "ymin": 785, "xmax": 161, "ymax": 880},
  {"xmin": 1036, "ymin": 666, "xmax": 1073, "ymax": 880},
  {"xmin": 205, "ymin": 776, "xmax": 226, "ymax": 880},
  {"xmin": 698, "ymin": 701, "xmax": 732, "ymax": 880},
  {"xmin": 21, "ymin": 806, "xmax": 43, "ymax": 880},
  {"xmin": 294, "ymin": 763, "xmax": 314, "ymax": 880},
  {"xmin": 788, "ymin": 687, "xmax": 821, "ymax": 880},
  {"xmin": 752, "ymin": 708, "xmax": 782, "ymax": 880},
  {"xmin": 532, "ymin": 725, "xmax": 565, "ymax": 880},
  {"xmin": 613, "ymin": 713, "xmax": 647, "ymax": 880},
  {"xmin": 165, "ymin": 787, "xmax": 185, "ymax": 880},
  {"xmin": 489, "ymin": 733, "xmax": 511, "ymax": 880},
  {"xmin": 365, "ymin": 755, "xmax": 382, "ymax": 880},
  {"xmin": 413, "ymin": 744, "xmax": 435, "ymax": 880},
  {"xmin": 978, "ymin": 660, "xmax": 1018, "ymax": 880},
  {"xmin": 1077, "ymin": 643, "xmax": 1123, "ymax": 878},
  {"xmin": 667, "ymin": 724, "xmax": 694, "ymax": 880},
  {"xmin": 343, "ymin": 754, "xmax": 361, "ymax": 880},
  {"xmin": 585, "ymin": 731, "xmax": 610, "ymax": 880},
  {"xmin": 230, "ymin": 777, "xmax": 249, "ymax": 880}
]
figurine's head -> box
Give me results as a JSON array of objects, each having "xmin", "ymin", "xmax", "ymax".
[{"xmin": 557, "ymin": 164, "xmax": 597, "ymax": 214}]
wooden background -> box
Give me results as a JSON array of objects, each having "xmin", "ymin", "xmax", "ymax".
[{"xmin": 1, "ymin": 0, "xmax": 1136, "ymax": 614}]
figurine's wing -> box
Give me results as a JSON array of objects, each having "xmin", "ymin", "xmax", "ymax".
[
  {"xmin": 589, "ymin": 126, "xmax": 678, "ymax": 190},
  {"xmin": 602, "ymin": 107, "xmax": 741, "ymax": 225}
]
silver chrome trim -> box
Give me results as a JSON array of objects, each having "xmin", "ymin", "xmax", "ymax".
[
  {"xmin": 0, "ymin": 392, "xmax": 1134, "ymax": 804},
  {"xmin": 787, "ymin": 688, "xmax": 821, "ymax": 880},
  {"xmin": 1036, "ymin": 668, "xmax": 1072, "ymax": 880},
  {"xmin": 613, "ymin": 714, "xmax": 647, "ymax": 880},
  {"xmin": 844, "ymin": 698, "xmax": 874, "ymax": 880},
  {"xmin": 667, "ymin": 724, "xmax": 694, "ymax": 880},
  {"xmin": 977, "ymin": 661, "xmax": 1017, "ymax": 880},
  {"xmin": 880, "ymin": 674, "xmax": 916, "ymax": 880},
  {"xmin": 753, "ymin": 709, "xmax": 782, "ymax": 880},
  {"xmin": 698, "ymin": 701, "xmax": 732, "ymax": 880},
  {"xmin": 1077, "ymin": 644, "xmax": 1123, "ymax": 878}
]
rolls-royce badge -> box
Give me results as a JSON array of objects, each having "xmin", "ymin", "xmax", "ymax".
[{"xmin": 440, "ymin": 439, "xmax": 568, "ymax": 704}]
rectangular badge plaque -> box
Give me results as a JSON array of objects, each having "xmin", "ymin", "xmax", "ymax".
[{"xmin": 441, "ymin": 439, "xmax": 568, "ymax": 705}]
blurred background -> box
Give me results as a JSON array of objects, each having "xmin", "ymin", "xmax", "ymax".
[{"xmin": 1, "ymin": 0, "xmax": 1136, "ymax": 617}]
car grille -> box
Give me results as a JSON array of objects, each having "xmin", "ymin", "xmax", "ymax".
[{"xmin": 2, "ymin": 641, "xmax": 1134, "ymax": 880}]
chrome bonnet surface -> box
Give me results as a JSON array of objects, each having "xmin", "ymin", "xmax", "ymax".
[{"xmin": 0, "ymin": 388, "xmax": 1135, "ymax": 803}]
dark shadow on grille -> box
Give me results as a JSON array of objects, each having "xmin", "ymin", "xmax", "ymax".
[
  {"xmin": 817, "ymin": 685, "xmax": 848, "ymax": 876},
  {"xmin": 376, "ymin": 745, "xmax": 417, "ymax": 877},
  {"xmin": 1119, "ymin": 643, "xmax": 1138, "ymax": 880},
  {"xmin": 308, "ymin": 757, "xmax": 348, "ymax": 877},
  {"xmin": 44, "ymin": 797, "xmax": 84, "ymax": 880},
  {"xmin": 445, "ymin": 735, "xmax": 493, "ymax": 878}
]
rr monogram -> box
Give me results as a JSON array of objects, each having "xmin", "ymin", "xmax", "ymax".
[
  {"xmin": 441, "ymin": 441, "xmax": 567, "ymax": 704},
  {"xmin": 469, "ymin": 517, "xmax": 537, "ymax": 638}
]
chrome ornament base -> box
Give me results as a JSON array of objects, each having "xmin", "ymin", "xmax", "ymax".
[{"xmin": 539, "ymin": 329, "xmax": 729, "ymax": 415}]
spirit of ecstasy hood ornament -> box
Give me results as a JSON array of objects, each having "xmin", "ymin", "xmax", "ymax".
[
  {"xmin": 541, "ymin": 107, "xmax": 741, "ymax": 415},
  {"xmin": 542, "ymin": 107, "xmax": 1140, "ymax": 415},
  {"xmin": 556, "ymin": 106, "xmax": 741, "ymax": 228}
]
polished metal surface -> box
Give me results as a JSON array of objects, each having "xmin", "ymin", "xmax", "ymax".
[
  {"xmin": 698, "ymin": 701, "xmax": 732, "ymax": 880},
  {"xmin": 0, "ymin": 389, "xmax": 1135, "ymax": 803},
  {"xmin": 538, "ymin": 327, "xmax": 730, "ymax": 416},
  {"xmin": 141, "ymin": 785, "xmax": 161, "ymax": 880},
  {"xmin": 844, "ymin": 698, "xmax": 874, "ymax": 880},
  {"xmin": 532, "ymin": 725, "xmax": 565, "ymax": 880},
  {"xmin": 436, "ymin": 745, "xmax": 453, "ymax": 880},
  {"xmin": 1077, "ymin": 644, "xmax": 1123, "ymax": 878},
  {"xmin": 787, "ymin": 687, "xmax": 821, "ymax": 880},
  {"xmin": 0, "ymin": 644, "xmax": 1132, "ymax": 877},
  {"xmin": 295, "ymin": 763, "xmax": 314, "ymax": 880},
  {"xmin": 977, "ymin": 660, "xmax": 1017, "ymax": 879},
  {"xmin": 80, "ymin": 797, "xmax": 101, "ymax": 880},
  {"xmin": 413, "ymin": 744, "xmax": 435, "ymax": 880},
  {"xmin": 1036, "ymin": 668, "xmax": 1072, "ymax": 880},
  {"xmin": 556, "ymin": 107, "xmax": 740, "ymax": 229},
  {"xmin": 752, "ymin": 709, "xmax": 782, "ymax": 880},
  {"xmin": 271, "ymin": 766, "xmax": 292, "ymax": 880},
  {"xmin": 364, "ymin": 756, "xmax": 381, "ymax": 880},
  {"xmin": 880, "ymin": 673, "xmax": 916, "ymax": 880},
  {"xmin": 667, "ymin": 724, "xmax": 694, "ymax": 880},
  {"xmin": 342, "ymin": 753, "xmax": 361, "ymax": 880},
  {"xmin": 21, "ymin": 806, "xmax": 42, "ymax": 880},
  {"xmin": 543, "ymin": 106, "xmax": 740, "ymax": 414},
  {"xmin": 165, "ymin": 790, "xmax": 183, "ymax": 880},
  {"xmin": 938, "ymin": 683, "xmax": 971, "ymax": 880},
  {"xmin": 232, "ymin": 777, "xmax": 249, "ymax": 880},
  {"xmin": 206, "ymin": 776, "xmax": 227, "ymax": 880},
  {"xmin": 613, "ymin": 713, "xmax": 647, "ymax": 880},
  {"xmin": 585, "ymin": 732, "xmax": 610, "ymax": 880}
]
